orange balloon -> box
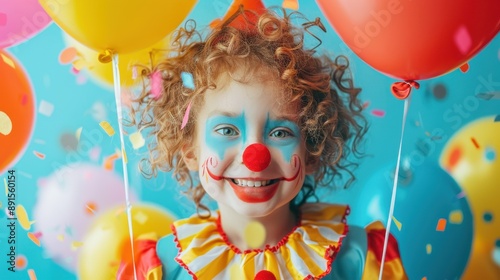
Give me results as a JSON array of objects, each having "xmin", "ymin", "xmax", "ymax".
[
  {"xmin": 0, "ymin": 50, "xmax": 35, "ymax": 173},
  {"xmin": 316, "ymin": 0, "xmax": 500, "ymax": 81}
]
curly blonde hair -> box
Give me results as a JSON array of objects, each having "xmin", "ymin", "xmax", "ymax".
[{"xmin": 128, "ymin": 7, "xmax": 367, "ymax": 217}]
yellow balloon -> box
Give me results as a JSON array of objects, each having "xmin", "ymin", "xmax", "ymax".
[
  {"xmin": 462, "ymin": 236, "xmax": 500, "ymax": 279},
  {"xmin": 440, "ymin": 115, "xmax": 500, "ymax": 278},
  {"xmin": 40, "ymin": 0, "xmax": 197, "ymax": 54},
  {"xmin": 77, "ymin": 204, "xmax": 176, "ymax": 280},
  {"xmin": 65, "ymin": 34, "xmax": 170, "ymax": 87}
]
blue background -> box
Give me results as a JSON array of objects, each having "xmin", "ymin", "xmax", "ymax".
[{"xmin": 1, "ymin": 0, "xmax": 499, "ymax": 279}]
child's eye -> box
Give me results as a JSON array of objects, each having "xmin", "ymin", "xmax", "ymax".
[
  {"xmin": 270, "ymin": 129, "xmax": 292, "ymax": 138},
  {"xmin": 215, "ymin": 126, "xmax": 239, "ymax": 136}
]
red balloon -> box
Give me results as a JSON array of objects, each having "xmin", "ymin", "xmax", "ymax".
[
  {"xmin": 316, "ymin": 0, "xmax": 500, "ymax": 81},
  {"xmin": 0, "ymin": 50, "xmax": 35, "ymax": 173}
]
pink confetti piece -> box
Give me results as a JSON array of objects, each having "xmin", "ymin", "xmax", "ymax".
[
  {"xmin": 371, "ymin": 109, "xmax": 385, "ymax": 117},
  {"xmin": 22, "ymin": 94, "xmax": 28, "ymax": 105},
  {"xmin": 454, "ymin": 26, "xmax": 472, "ymax": 55},
  {"xmin": 76, "ymin": 73, "xmax": 87, "ymax": 85},
  {"xmin": 0, "ymin": 13, "xmax": 7, "ymax": 26},
  {"xmin": 150, "ymin": 71, "xmax": 163, "ymax": 99},
  {"xmin": 89, "ymin": 146, "xmax": 101, "ymax": 162},
  {"xmin": 132, "ymin": 66, "xmax": 138, "ymax": 80},
  {"xmin": 181, "ymin": 101, "xmax": 192, "ymax": 129},
  {"xmin": 362, "ymin": 101, "xmax": 370, "ymax": 109},
  {"xmin": 71, "ymin": 66, "xmax": 80, "ymax": 74}
]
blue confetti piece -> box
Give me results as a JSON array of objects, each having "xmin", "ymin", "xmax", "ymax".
[
  {"xmin": 181, "ymin": 72, "xmax": 195, "ymax": 90},
  {"xmin": 495, "ymin": 114, "xmax": 500, "ymax": 122}
]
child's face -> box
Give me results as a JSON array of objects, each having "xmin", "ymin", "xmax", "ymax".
[{"xmin": 185, "ymin": 71, "xmax": 311, "ymax": 217}]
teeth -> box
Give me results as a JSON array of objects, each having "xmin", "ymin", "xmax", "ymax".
[{"xmin": 234, "ymin": 179, "xmax": 271, "ymax": 187}]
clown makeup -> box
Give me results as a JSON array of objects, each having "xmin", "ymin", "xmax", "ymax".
[{"xmin": 187, "ymin": 69, "xmax": 310, "ymax": 218}]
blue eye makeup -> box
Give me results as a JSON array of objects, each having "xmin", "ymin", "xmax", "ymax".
[
  {"xmin": 264, "ymin": 116, "xmax": 300, "ymax": 162},
  {"xmin": 205, "ymin": 113, "xmax": 246, "ymax": 159}
]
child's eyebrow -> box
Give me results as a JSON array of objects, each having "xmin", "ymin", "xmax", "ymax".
[{"xmin": 207, "ymin": 111, "xmax": 241, "ymax": 118}]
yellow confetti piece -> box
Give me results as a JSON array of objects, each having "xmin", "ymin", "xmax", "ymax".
[
  {"xmin": 244, "ymin": 221, "xmax": 266, "ymax": 249},
  {"xmin": 392, "ymin": 216, "xmax": 402, "ymax": 231},
  {"xmin": 1, "ymin": 53, "xmax": 15, "ymax": 68},
  {"xmin": 0, "ymin": 111, "xmax": 13, "ymax": 136},
  {"xmin": 72, "ymin": 58, "xmax": 86, "ymax": 71},
  {"xmin": 436, "ymin": 218, "xmax": 447, "ymax": 231},
  {"xmin": 134, "ymin": 211, "xmax": 148, "ymax": 225},
  {"xmin": 229, "ymin": 264, "xmax": 244, "ymax": 279},
  {"xmin": 71, "ymin": 241, "xmax": 83, "ymax": 251},
  {"xmin": 16, "ymin": 205, "xmax": 32, "ymax": 230},
  {"xmin": 426, "ymin": 244, "xmax": 432, "ymax": 254},
  {"xmin": 449, "ymin": 210, "xmax": 463, "ymax": 224},
  {"xmin": 57, "ymin": 234, "xmax": 65, "ymax": 241},
  {"xmin": 99, "ymin": 121, "xmax": 115, "ymax": 136},
  {"xmin": 27, "ymin": 232, "xmax": 41, "ymax": 247},
  {"xmin": 28, "ymin": 268, "xmax": 37, "ymax": 280},
  {"xmin": 282, "ymin": 0, "xmax": 299, "ymax": 10},
  {"xmin": 129, "ymin": 131, "xmax": 145, "ymax": 149},
  {"xmin": 75, "ymin": 127, "xmax": 82, "ymax": 141},
  {"xmin": 122, "ymin": 147, "xmax": 128, "ymax": 164}
]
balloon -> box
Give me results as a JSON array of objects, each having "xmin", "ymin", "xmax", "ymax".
[
  {"xmin": 77, "ymin": 203, "xmax": 176, "ymax": 280},
  {"xmin": 33, "ymin": 163, "xmax": 136, "ymax": 272},
  {"xmin": 39, "ymin": 0, "xmax": 197, "ymax": 54},
  {"xmin": 63, "ymin": 34, "xmax": 170, "ymax": 87},
  {"xmin": 0, "ymin": 50, "xmax": 35, "ymax": 174},
  {"xmin": 316, "ymin": 0, "xmax": 500, "ymax": 81},
  {"xmin": 440, "ymin": 115, "xmax": 500, "ymax": 279},
  {"xmin": 0, "ymin": 0, "xmax": 52, "ymax": 48},
  {"xmin": 351, "ymin": 160, "xmax": 473, "ymax": 280}
]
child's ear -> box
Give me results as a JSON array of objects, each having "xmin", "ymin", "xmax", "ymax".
[{"xmin": 181, "ymin": 144, "xmax": 198, "ymax": 171}]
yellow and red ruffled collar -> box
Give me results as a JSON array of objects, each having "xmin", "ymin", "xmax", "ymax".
[{"xmin": 171, "ymin": 203, "xmax": 349, "ymax": 280}]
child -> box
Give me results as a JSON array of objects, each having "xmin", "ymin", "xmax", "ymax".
[{"xmin": 121, "ymin": 5, "xmax": 408, "ymax": 280}]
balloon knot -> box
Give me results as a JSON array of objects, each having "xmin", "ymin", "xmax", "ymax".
[
  {"xmin": 98, "ymin": 49, "xmax": 114, "ymax": 63},
  {"xmin": 391, "ymin": 80, "xmax": 420, "ymax": 100}
]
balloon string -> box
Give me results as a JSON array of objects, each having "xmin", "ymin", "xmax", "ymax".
[
  {"xmin": 378, "ymin": 97, "xmax": 410, "ymax": 280},
  {"xmin": 111, "ymin": 53, "xmax": 138, "ymax": 280}
]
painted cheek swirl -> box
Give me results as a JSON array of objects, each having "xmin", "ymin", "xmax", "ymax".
[
  {"xmin": 202, "ymin": 157, "xmax": 223, "ymax": 182},
  {"xmin": 281, "ymin": 155, "xmax": 304, "ymax": 188}
]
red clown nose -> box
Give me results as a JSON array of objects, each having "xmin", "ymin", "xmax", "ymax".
[{"xmin": 242, "ymin": 143, "xmax": 271, "ymax": 172}]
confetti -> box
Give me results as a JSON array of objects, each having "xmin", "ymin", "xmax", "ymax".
[
  {"xmin": 0, "ymin": 111, "xmax": 13, "ymax": 135},
  {"xmin": 132, "ymin": 66, "xmax": 138, "ymax": 80},
  {"xmin": 85, "ymin": 202, "xmax": 97, "ymax": 215},
  {"xmin": 181, "ymin": 72, "xmax": 195, "ymax": 89},
  {"xmin": 476, "ymin": 91, "xmax": 500, "ymax": 100},
  {"xmin": 181, "ymin": 101, "xmax": 192, "ymax": 129},
  {"xmin": 229, "ymin": 264, "xmax": 245, "ymax": 279},
  {"xmin": 57, "ymin": 234, "xmax": 65, "ymax": 241},
  {"xmin": 493, "ymin": 247, "xmax": 500, "ymax": 266},
  {"xmin": 72, "ymin": 59, "xmax": 86, "ymax": 71},
  {"xmin": 75, "ymin": 127, "xmax": 82, "ymax": 140},
  {"xmin": 485, "ymin": 147, "xmax": 496, "ymax": 162},
  {"xmin": 426, "ymin": 244, "xmax": 432, "ymax": 254},
  {"xmin": 432, "ymin": 84, "xmax": 447, "ymax": 100},
  {"xmin": 371, "ymin": 109, "xmax": 385, "ymax": 117},
  {"xmin": 362, "ymin": 101, "xmax": 370, "ymax": 109},
  {"xmin": 422, "ymin": 277, "xmax": 427, "ymax": 280},
  {"xmin": 244, "ymin": 221, "xmax": 266, "ymax": 249},
  {"xmin": 449, "ymin": 210, "xmax": 463, "ymax": 224},
  {"xmin": 150, "ymin": 71, "xmax": 163, "ymax": 99},
  {"xmin": 1, "ymin": 53, "xmax": 15, "ymax": 68},
  {"xmin": 436, "ymin": 218, "xmax": 447, "ymax": 231},
  {"xmin": 17, "ymin": 205, "xmax": 32, "ymax": 230},
  {"xmin": 129, "ymin": 131, "xmax": 145, "ymax": 149},
  {"xmin": 91, "ymin": 102, "xmax": 107, "ymax": 121},
  {"xmin": 122, "ymin": 148, "xmax": 128, "ymax": 164},
  {"xmin": 103, "ymin": 152, "xmax": 120, "ymax": 171},
  {"xmin": 282, "ymin": 0, "xmax": 299, "ymax": 10},
  {"xmin": 33, "ymin": 151, "xmax": 45, "ymax": 159},
  {"xmin": 71, "ymin": 241, "xmax": 83, "ymax": 251},
  {"xmin": 27, "ymin": 232, "xmax": 41, "ymax": 246},
  {"xmin": 134, "ymin": 211, "xmax": 148, "ymax": 225},
  {"xmin": 99, "ymin": 121, "xmax": 115, "ymax": 136},
  {"xmin": 471, "ymin": 137, "xmax": 480, "ymax": 149},
  {"xmin": 454, "ymin": 26, "xmax": 471, "ymax": 54},
  {"xmin": 459, "ymin": 62, "xmax": 469, "ymax": 73},
  {"xmin": 89, "ymin": 146, "xmax": 101, "ymax": 161},
  {"xmin": 392, "ymin": 216, "xmax": 402, "ymax": 231},
  {"xmin": 28, "ymin": 268, "xmax": 37, "ymax": 280},
  {"xmin": 59, "ymin": 47, "xmax": 78, "ymax": 64},
  {"xmin": 38, "ymin": 100, "xmax": 54, "ymax": 116},
  {"xmin": 483, "ymin": 212, "xmax": 493, "ymax": 223},
  {"xmin": 456, "ymin": 191, "xmax": 466, "ymax": 199},
  {"xmin": 60, "ymin": 133, "xmax": 79, "ymax": 151},
  {"xmin": 16, "ymin": 254, "xmax": 27, "ymax": 270}
]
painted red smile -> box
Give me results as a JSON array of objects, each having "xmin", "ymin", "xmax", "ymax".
[{"xmin": 228, "ymin": 179, "xmax": 279, "ymax": 203}]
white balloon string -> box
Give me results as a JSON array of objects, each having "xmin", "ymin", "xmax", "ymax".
[
  {"xmin": 378, "ymin": 98, "xmax": 410, "ymax": 280},
  {"xmin": 111, "ymin": 53, "xmax": 138, "ymax": 280}
]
